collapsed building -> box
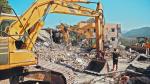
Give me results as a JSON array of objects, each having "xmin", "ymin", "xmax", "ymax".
[{"xmin": 35, "ymin": 26, "xmax": 149, "ymax": 84}]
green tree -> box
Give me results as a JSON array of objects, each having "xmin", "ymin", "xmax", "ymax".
[{"xmin": 0, "ymin": 0, "xmax": 12, "ymax": 13}]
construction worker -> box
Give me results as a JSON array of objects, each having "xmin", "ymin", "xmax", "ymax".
[{"xmin": 112, "ymin": 48, "xmax": 120, "ymax": 71}]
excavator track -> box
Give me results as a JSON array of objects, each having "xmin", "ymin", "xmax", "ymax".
[
  {"xmin": 22, "ymin": 60, "xmax": 75, "ymax": 84},
  {"xmin": 37, "ymin": 60, "xmax": 75, "ymax": 84},
  {"xmin": 6, "ymin": 60, "xmax": 75, "ymax": 84},
  {"xmin": 0, "ymin": 62, "xmax": 75, "ymax": 84}
]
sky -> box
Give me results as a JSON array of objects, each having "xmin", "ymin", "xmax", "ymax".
[{"xmin": 8, "ymin": 0, "xmax": 150, "ymax": 33}]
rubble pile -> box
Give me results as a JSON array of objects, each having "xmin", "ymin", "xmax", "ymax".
[
  {"xmin": 35, "ymin": 30, "xmax": 95, "ymax": 71},
  {"xmin": 33, "ymin": 30, "xmax": 150, "ymax": 84},
  {"xmin": 35, "ymin": 42, "xmax": 94, "ymax": 70},
  {"xmin": 115, "ymin": 54, "xmax": 150, "ymax": 84}
]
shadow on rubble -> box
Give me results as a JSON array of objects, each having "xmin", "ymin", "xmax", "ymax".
[
  {"xmin": 118, "ymin": 54, "xmax": 150, "ymax": 84},
  {"xmin": 123, "ymin": 65, "xmax": 150, "ymax": 84},
  {"xmin": 85, "ymin": 58, "xmax": 106, "ymax": 73}
]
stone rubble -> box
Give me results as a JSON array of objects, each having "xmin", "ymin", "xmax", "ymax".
[
  {"xmin": 33, "ymin": 30, "xmax": 150, "ymax": 84},
  {"xmin": 35, "ymin": 41, "xmax": 94, "ymax": 71}
]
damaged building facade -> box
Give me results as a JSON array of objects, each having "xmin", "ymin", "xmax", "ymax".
[{"xmin": 104, "ymin": 24, "xmax": 121, "ymax": 48}]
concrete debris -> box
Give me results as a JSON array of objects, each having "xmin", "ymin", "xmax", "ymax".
[
  {"xmin": 115, "ymin": 54, "xmax": 150, "ymax": 84},
  {"xmin": 38, "ymin": 30, "xmax": 51, "ymax": 42},
  {"xmin": 33, "ymin": 30, "xmax": 150, "ymax": 84},
  {"xmin": 35, "ymin": 41, "xmax": 92, "ymax": 70}
]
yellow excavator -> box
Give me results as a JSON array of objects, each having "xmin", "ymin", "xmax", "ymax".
[
  {"xmin": 59, "ymin": 22, "xmax": 96, "ymax": 49},
  {"xmin": 0, "ymin": 0, "xmax": 104, "ymax": 84},
  {"xmin": 72, "ymin": 23, "xmax": 96, "ymax": 49}
]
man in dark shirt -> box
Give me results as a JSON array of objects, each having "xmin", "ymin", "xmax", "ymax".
[{"xmin": 112, "ymin": 48, "xmax": 119, "ymax": 71}]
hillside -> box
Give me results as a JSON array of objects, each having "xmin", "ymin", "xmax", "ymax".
[{"xmin": 123, "ymin": 27, "xmax": 150, "ymax": 37}]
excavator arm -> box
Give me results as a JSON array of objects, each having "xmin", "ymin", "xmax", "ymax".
[
  {"xmin": 50, "ymin": 1, "xmax": 100, "ymax": 17},
  {"xmin": 8, "ymin": 0, "xmax": 100, "ymax": 36},
  {"xmin": 8, "ymin": 0, "xmax": 103, "ymax": 52},
  {"xmin": 51, "ymin": 1, "xmax": 104, "ymax": 52}
]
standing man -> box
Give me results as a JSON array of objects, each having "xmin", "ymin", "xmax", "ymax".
[{"xmin": 112, "ymin": 48, "xmax": 119, "ymax": 71}]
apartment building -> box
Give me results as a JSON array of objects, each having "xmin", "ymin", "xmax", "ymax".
[{"xmin": 104, "ymin": 24, "xmax": 121, "ymax": 48}]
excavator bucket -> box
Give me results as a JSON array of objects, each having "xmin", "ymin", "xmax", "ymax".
[{"xmin": 85, "ymin": 58, "xmax": 106, "ymax": 73}]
